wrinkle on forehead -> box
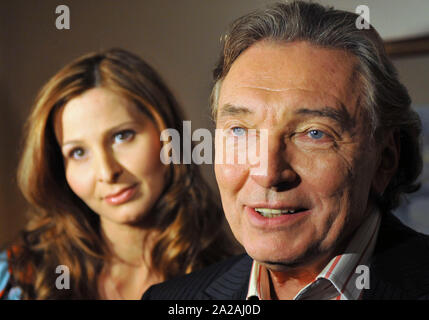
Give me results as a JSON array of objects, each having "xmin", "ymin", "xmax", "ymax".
[
  {"xmin": 221, "ymin": 86, "xmax": 351, "ymax": 114},
  {"xmin": 222, "ymin": 41, "xmax": 361, "ymax": 104}
]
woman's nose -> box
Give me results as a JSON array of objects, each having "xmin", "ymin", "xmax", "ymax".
[{"xmin": 95, "ymin": 150, "xmax": 123, "ymax": 183}]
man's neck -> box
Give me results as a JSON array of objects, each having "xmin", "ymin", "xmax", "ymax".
[{"xmin": 266, "ymin": 252, "xmax": 334, "ymax": 300}]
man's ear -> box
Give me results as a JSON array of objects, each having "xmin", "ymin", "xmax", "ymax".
[{"xmin": 371, "ymin": 130, "xmax": 400, "ymax": 195}]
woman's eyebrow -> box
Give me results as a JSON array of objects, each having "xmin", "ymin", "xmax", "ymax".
[
  {"xmin": 61, "ymin": 120, "xmax": 141, "ymax": 147},
  {"xmin": 61, "ymin": 140, "xmax": 81, "ymax": 148}
]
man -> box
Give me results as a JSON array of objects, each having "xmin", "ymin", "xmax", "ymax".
[{"xmin": 143, "ymin": 1, "xmax": 429, "ymax": 299}]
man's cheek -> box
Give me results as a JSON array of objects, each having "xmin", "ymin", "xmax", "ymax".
[
  {"xmin": 297, "ymin": 154, "xmax": 351, "ymax": 195},
  {"xmin": 215, "ymin": 163, "xmax": 247, "ymax": 192}
]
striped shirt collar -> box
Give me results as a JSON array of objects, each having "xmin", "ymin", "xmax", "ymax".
[{"xmin": 247, "ymin": 208, "xmax": 381, "ymax": 300}]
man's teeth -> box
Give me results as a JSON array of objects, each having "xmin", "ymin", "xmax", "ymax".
[{"xmin": 255, "ymin": 208, "xmax": 297, "ymax": 217}]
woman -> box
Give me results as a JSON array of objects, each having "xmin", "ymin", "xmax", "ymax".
[{"xmin": 0, "ymin": 48, "xmax": 235, "ymax": 299}]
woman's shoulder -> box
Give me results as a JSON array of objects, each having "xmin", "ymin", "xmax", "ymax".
[{"xmin": 0, "ymin": 249, "xmax": 23, "ymax": 300}]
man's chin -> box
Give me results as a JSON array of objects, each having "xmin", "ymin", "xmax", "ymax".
[
  {"xmin": 257, "ymin": 259, "xmax": 311, "ymax": 272},
  {"xmin": 246, "ymin": 244, "xmax": 324, "ymax": 272}
]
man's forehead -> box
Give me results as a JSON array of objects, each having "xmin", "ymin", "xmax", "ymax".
[
  {"xmin": 219, "ymin": 40, "xmax": 360, "ymax": 109},
  {"xmin": 227, "ymin": 40, "xmax": 357, "ymax": 75}
]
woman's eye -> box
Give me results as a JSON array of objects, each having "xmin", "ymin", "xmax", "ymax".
[
  {"xmin": 307, "ymin": 129, "xmax": 325, "ymax": 140},
  {"xmin": 114, "ymin": 130, "xmax": 135, "ymax": 143},
  {"xmin": 69, "ymin": 148, "xmax": 85, "ymax": 160},
  {"xmin": 231, "ymin": 127, "xmax": 246, "ymax": 137}
]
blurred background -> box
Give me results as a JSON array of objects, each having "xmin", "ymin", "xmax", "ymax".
[{"xmin": 1, "ymin": 0, "xmax": 428, "ymax": 245}]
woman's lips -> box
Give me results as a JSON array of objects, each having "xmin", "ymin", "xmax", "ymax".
[{"xmin": 104, "ymin": 184, "xmax": 138, "ymax": 205}]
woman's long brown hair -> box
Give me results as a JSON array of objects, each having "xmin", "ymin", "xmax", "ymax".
[{"xmin": 9, "ymin": 48, "xmax": 235, "ymax": 299}]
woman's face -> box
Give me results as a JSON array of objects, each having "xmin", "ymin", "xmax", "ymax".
[{"xmin": 54, "ymin": 87, "xmax": 167, "ymax": 226}]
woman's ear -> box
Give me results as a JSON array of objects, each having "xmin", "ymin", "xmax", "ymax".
[{"xmin": 371, "ymin": 130, "xmax": 400, "ymax": 195}]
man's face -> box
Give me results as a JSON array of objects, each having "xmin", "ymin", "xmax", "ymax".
[{"xmin": 215, "ymin": 40, "xmax": 381, "ymax": 269}]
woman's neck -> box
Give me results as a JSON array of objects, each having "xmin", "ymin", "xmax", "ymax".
[
  {"xmin": 97, "ymin": 218, "xmax": 161, "ymax": 299},
  {"xmin": 100, "ymin": 218, "xmax": 151, "ymax": 265}
]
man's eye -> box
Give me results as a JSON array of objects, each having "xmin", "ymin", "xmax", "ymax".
[
  {"xmin": 114, "ymin": 130, "xmax": 135, "ymax": 143},
  {"xmin": 292, "ymin": 128, "xmax": 335, "ymax": 150},
  {"xmin": 231, "ymin": 127, "xmax": 246, "ymax": 137},
  {"xmin": 307, "ymin": 129, "xmax": 325, "ymax": 140}
]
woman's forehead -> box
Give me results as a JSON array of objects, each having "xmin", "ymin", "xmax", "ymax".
[{"xmin": 53, "ymin": 88, "xmax": 145, "ymax": 144}]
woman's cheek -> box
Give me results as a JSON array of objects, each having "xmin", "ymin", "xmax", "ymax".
[
  {"xmin": 121, "ymin": 139, "xmax": 164, "ymax": 176},
  {"xmin": 65, "ymin": 165, "xmax": 94, "ymax": 200}
]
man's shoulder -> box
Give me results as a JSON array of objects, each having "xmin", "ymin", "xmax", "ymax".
[
  {"xmin": 364, "ymin": 213, "xmax": 429, "ymax": 299},
  {"xmin": 374, "ymin": 212, "xmax": 429, "ymax": 261},
  {"xmin": 142, "ymin": 254, "xmax": 252, "ymax": 300}
]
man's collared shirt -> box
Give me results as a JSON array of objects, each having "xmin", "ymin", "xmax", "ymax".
[{"xmin": 246, "ymin": 209, "xmax": 381, "ymax": 300}]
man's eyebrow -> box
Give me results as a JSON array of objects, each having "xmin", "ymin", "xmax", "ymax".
[
  {"xmin": 295, "ymin": 106, "xmax": 354, "ymax": 131},
  {"xmin": 217, "ymin": 104, "xmax": 254, "ymax": 119}
]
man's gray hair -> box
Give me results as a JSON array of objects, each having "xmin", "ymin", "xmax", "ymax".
[{"xmin": 210, "ymin": 0, "xmax": 422, "ymax": 212}]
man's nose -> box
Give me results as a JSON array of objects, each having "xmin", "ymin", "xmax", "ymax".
[
  {"xmin": 250, "ymin": 139, "xmax": 298, "ymax": 191},
  {"xmin": 95, "ymin": 150, "xmax": 123, "ymax": 183}
]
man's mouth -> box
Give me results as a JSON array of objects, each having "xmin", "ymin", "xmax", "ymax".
[{"xmin": 254, "ymin": 207, "xmax": 307, "ymax": 218}]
